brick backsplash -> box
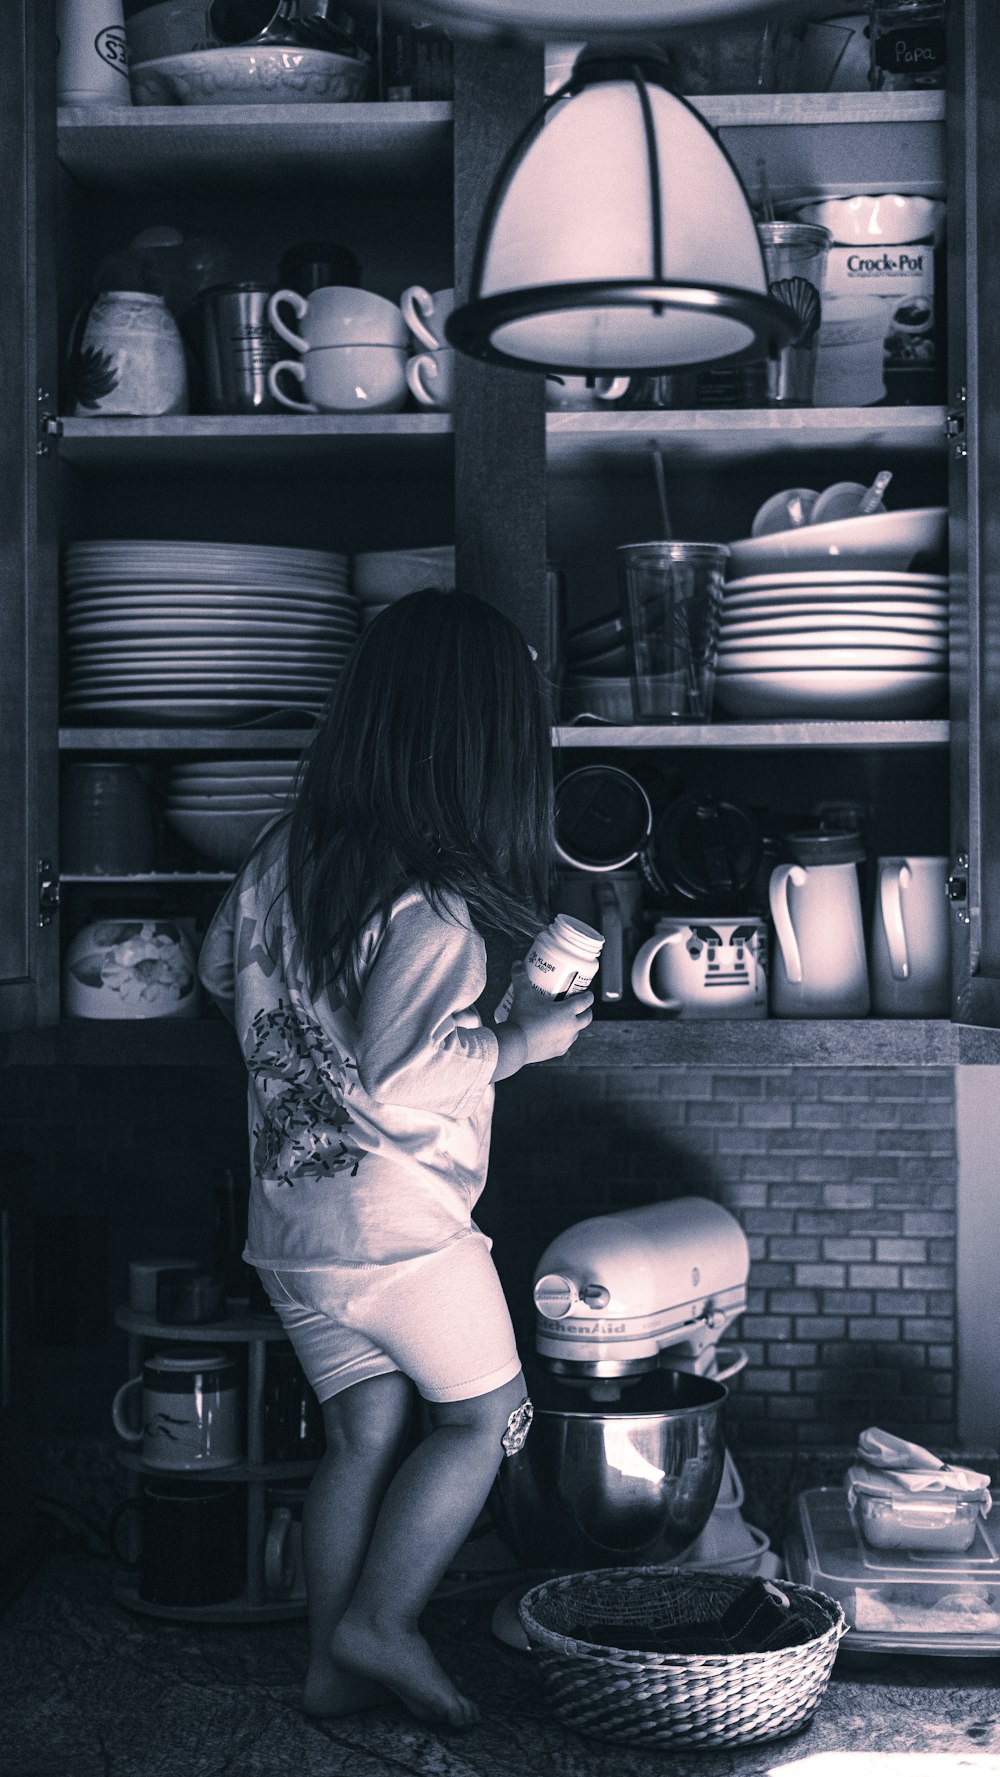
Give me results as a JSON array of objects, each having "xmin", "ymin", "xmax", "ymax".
[
  {"xmin": 483, "ymin": 1063, "xmax": 957, "ymax": 1451},
  {"xmin": 2, "ymin": 1060, "xmax": 956, "ymax": 1452}
]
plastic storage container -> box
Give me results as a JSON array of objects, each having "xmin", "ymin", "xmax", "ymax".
[
  {"xmin": 855, "ymin": 1490, "xmax": 981, "ymax": 1554},
  {"xmin": 784, "ymin": 1487, "xmax": 1000, "ymax": 1656}
]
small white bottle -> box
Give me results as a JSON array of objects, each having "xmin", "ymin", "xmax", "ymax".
[{"xmin": 494, "ymin": 914, "xmax": 604, "ymax": 1025}]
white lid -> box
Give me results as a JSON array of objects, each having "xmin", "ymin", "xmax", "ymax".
[
  {"xmin": 550, "ymin": 912, "xmax": 604, "ymax": 957},
  {"xmin": 145, "ymin": 1348, "xmax": 233, "ymax": 1372}
]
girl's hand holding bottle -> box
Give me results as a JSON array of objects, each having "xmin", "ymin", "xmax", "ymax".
[{"xmin": 506, "ymin": 960, "xmax": 594, "ymax": 1062}]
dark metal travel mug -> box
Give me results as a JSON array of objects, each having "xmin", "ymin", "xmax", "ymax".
[{"xmin": 198, "ymin": 282, "xmax": 282, "ymax": 414}]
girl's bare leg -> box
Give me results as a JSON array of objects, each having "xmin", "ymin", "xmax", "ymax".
[
  {"xmin": 302, "ymin": 1370, "xmax": 415, "ymax": 1717},
  {"xmin": 331, "ymin": 1370, "xmax": 529, "ymax": 1729}
]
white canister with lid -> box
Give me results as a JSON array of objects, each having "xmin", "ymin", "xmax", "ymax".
[{"xmin": 494, "ymin": 914, "xmax": 603, "ymax": 1024}]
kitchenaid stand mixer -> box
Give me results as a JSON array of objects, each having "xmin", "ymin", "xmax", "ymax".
[{"xmin": 487, "ymin": 1198, "xmax": 773, "ymax": 1646}]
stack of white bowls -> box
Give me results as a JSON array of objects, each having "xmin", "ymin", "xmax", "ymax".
[
  {"xmin": 63, "ymin": 540, "xmax": 357, "ymax": 724},
  {"xmin": 164, "ymin": 758, "xmax": 301, "ymax": 869},
  {"xmin": 350, "ymin": 546, "xmax": 455, "ymax": 626},
  {"xmin": 561, "ymin": 612, "xmax": 633, "ymax": 723},
  {"xmin": 715, "ymin": 508, "xmax": 949, "ymax": 720}
]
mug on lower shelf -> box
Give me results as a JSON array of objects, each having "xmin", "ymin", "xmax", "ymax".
[
  {"xmin": 111, "ymin": 1348, "xmax": 243, "ymax": 1470},
  {"xmin": 110, "ymin": 1478, "xmax": 245, "ymax": 1607}
]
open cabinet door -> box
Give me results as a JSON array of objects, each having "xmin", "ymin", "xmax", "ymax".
[{"xmin": 0, "ymin": 0, "xmax": 60, "ymax": 1031}]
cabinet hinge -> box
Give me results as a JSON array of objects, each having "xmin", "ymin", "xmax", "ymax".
[
  {"xmin": 947, "ymin": 854, "xmax": 970, "ymax": 923},
  {"xmin": 37, "ymin": 859, "xmax": 60, "ymax": 927},
  {"xmin": 36, "ymin": 387, "xmax": 61, "ymax": 457},
  {"xmin": 945, "ymin": 410, "xmax": 966, "ymax": 438}
]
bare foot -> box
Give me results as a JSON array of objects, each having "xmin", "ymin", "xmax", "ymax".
[
  {"xmin": 331, "ymin": 1611, "xmax": 479, "ymax": 1729},
  {"xmin": 302, "ymin": 1660, "xmax": 390, "ymax": 1718}
]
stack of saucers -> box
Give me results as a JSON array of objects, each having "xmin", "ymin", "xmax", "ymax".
[
  {"xmin": 164, "ymin": 758, "xmax": 301, "ymax": 869},
  {"xmin": 714, "ymin": 569, "xmax": 949, "ymax": 720},
  {"xmin": 561, "ymin": 612, "xmax": 633, "ymax": 723},
  {"xmin": 63, "ymin": 540, "xmax": 356, "ymax": 724},
  {"xmin": 351, "ymin": 546, "xmax": 455, "ymax": 627}
]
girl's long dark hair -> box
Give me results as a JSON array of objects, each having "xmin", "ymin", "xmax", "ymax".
[{"xmin": 282, "ymin": 588, "xmax": 554, "ymax": 999}]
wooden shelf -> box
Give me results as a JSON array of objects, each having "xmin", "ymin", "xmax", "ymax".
[
  {"xmin": 59, "ymin": 728, "xmax": 315, "ymax": 750},
  {"xmin": 57, "ymin": 413, "xmax": 453, "ymax": 470},
  {"xmin": 61, "ymin": 872, "xmax": 234, "ymax": 884},
  {"xmin": 112, "ymin": 1573, "xmax": 305, "ymax": 1624},
  {"xmin": 115, "ymin": 1307, "xmax": 286, "ymax": 1342},
  {"xmin": 57, "ymin": 100, "xmax": 454, "ymax": 193},
  {"xmin": 546, "ymin": 408, "xmax": 948, "ymax": 473},
  {"xmin": 10, "ymin": 1016, "xmax": 1000, "ymax": 1067},
  {"xmin": 115, "ymin": 1450, "xmax": 315, "ymax": 1483},
  {"xmin": 552, "ymin": 721, "xmax": 950, "ymax": 750}
]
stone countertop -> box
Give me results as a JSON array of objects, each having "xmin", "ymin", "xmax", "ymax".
[{"xmin": 4, "ymin": 1549, "xmax": 1000, "ymax": 1777}]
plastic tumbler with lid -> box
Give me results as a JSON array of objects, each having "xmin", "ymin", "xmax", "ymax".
[
  {"xmin": 618, "ymin": 541, "xmax": 729, "ymax": 724},
  {"xmin": 494, "ymin": 914, "xmax": 603, "ymax": 1024}
]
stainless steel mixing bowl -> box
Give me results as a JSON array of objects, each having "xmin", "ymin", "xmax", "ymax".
[{"xmin": 490, "ymin": 1368, "xmax": 727, "ymax": 1568}]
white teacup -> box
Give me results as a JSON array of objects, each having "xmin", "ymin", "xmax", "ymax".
[
  {"xmin": 405, "ymin": 347, "xmax": 454, "ymax": 411},
  {"xmin": 545, "ymin": 374, "xmax": 631, "ymax": 410},
  {"xmin": 631, "ymin": 916, "xmax": 768, "ymax": 1019},
  {"xmin": 269, "ymin": 344, "xmax": 408, "ymax": 414},
  {"xmin": 400, "ymin": 285, "xmax": 455, "ymax": 351},
  {"xmin": 268, "ymin": 285, "xmax": 409, "ymax": 352}
]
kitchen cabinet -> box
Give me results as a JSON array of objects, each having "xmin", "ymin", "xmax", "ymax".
[{"xmin": 0, "ymin": 0, "xmax": 997, "ymax": 1056}]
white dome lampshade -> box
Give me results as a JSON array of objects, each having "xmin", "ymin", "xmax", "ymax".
[
  {"xmin": 447, "ymin": 51, "xmax": 796, "ymax": 375},
  {"xmin": 379, "ymin": 0, "xmax": 801, "ymax": 40}
]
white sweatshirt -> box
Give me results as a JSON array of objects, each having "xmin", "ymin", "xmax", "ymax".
[{"xmin": 198, "ymin": 832, "xmax": 499, "ymax": 1267}]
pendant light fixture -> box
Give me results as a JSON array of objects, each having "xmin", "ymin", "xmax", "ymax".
[
  {"xmin": 381, "ymin": 0, "xmax": 800, "ymax": 40},
  {"xmin": 446, "ymin": 47, "xmax": 795, "ymax": 376}
]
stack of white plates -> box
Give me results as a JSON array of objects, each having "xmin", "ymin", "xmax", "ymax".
[
  {"xmin": 714, "ymin": 570, "xmax": 948, "ymax": 719},
  {"xmin": 351, "ymin": 546, "xmax": 455, "ymax": 627},
  {"xmin": 63, "ymin": 540, "xmax": 356, "ymax": 723},
  {"xmin": 164, "ymin": 758, "xmax": 301, "ymax": 868}
]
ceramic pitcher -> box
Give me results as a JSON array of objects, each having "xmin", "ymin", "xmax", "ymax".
[
  {"xmin": 870, "ymin": 855, "xmax": 951, "ymax": 1016},
  {"xmin": 769, "ymin": 861, "xmax": 870, "ymax": 1017},
  {"xmin": 68, "ymin": 290, "xmax": 189, "ymax": 416}
]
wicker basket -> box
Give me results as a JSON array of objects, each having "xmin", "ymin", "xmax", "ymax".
[{"xmin": 518, "ymin": 1567, "xmax": 848, "ymax": 1749}]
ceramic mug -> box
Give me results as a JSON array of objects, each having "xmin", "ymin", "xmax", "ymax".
[
  {"xmin": 769, "ymin": 861, "xmax": 870, "ymax": 1017},
  {"xmin": 267, "ymin": 285, "xmax": 408, "ymax": 351},
  {"xmin": 67, "ymin": 290, "xmax": 188, "ymax": 417},
  {"xmin": 545, "ymin": 373, "xmax": 631, "ymax": 409},
  {"xmin": 57, "ymin": 0, "xmax": 129, "ymax": 104},
  {"xmin": 870, "ymin": 855, "xmax": 951, "ymax": 1016},
  {"xmin": 110, "ymin": 1478, "xmax": 244, "ymax": 1607},
  {"xmin": 128, "ymin": 1257, "xmax": 198, "ymax": 1315},
  {"xmin": 400, "ymin": 284, "xmax": 454, "ymax": 350},
  {"xmin": 405, "ymin": 347, "xmax": 454, "ymax": 410},
  {"xmin": 268, "ymin": 345, "xmax": 408, "ymax": 414},
  {"xmin": 111, "ymin": 1348, "xmax": 243, "ymax": 1470},
  {"xmin": 265, "ymin": 1501, "xmax": 306, "ymax": 1601},
  {"xmin": 631, "ymin": 916, "xmax": 769, "ymax": 1019}
]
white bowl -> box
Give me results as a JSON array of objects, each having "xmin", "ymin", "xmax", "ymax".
[
  {"xmin": 164, "ymin": 807, "xmax": 278, "ymax": 867},
  {"xmin": 727, "ymin": 508, "xmax": 947, "ymax": 577},
  {"xmin": 130, "ymin": 47, "xmax": 371, "ymax": 107},
  {"xmin": 787, "ymin": 194, "xmax": 946, "ymax": 246},
  {"xmin": 63, "ymin": 919, "xmax": 200, "ymax": 1020},
  {"xmin": 718, "ymin": 644, "xmax": 946, "ymax": 671},
  {"xmin": 351, "ymin": 547, "xmax": 455, "ymax": 601},
  {"xmin": 714, "ymin": 667, "xmax": 946, "ymax": 719},
  {"xmin": 561, "ymin": 674, "xmax": 634, "ymax": 723}
]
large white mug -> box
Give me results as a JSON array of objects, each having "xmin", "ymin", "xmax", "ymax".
[
  {"xmin": 870, "ymin": 855, "xmax": 951, "ymax": 1016},
  {"xmin": 57, "ymin": 0, "xmax": 130, "ymax": 105},
  {"xmin": 111, "ymin": 1348, "xmax": 242, "ymax": 1470},
  {"xmin": 405, "ymin": 347, "xmax": 454, "ymax": 411},
  {"xmin": 268, "ymin": 344, "xmax": 408, "ymax": 414},
  {"xmin": 630, "ymin": 916, "xmax": 768, "ymax": 1019},
  {"xmin": 769, "ymin": 861, "xmax": 870, "ymax": 1018},
  {"xmin": 400, "ymin": 285, "xmax": 454, "ymax": 350},
  {"xmin": 268, "ymin": 285, "xmax": 409, "ymax": 352}
]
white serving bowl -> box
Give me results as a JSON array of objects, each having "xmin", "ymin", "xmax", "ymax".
[
  {"xmin": 787, "ymin": 194, "xmax": 946, "ymax": 246},
  {"xmin": 727, "ymin": 508, "xmax": 947, "ymax": 578},
  {"xmin": 561, "ymin": 674, "xmax": 634, "ymax": 723},
  {"xmin": 130, "ymin": 46, "xmax": 371, "ymax": 107},
  {"xmin": 714, "ymin": 666, "xmax": 946, "ymax": 720},
  {"xmin": 351, "ymin": 547, "xmax": 455, "ymax": 602},
  {"xmin": 164, "ymin": 807, "xmax": 279, "ymax": 867},
  {"xmin": 63, "ymin": 919, "xmax": 200, "ymax": 1020}
]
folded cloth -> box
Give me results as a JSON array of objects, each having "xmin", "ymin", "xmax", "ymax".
[
  {"xmin": 849, "ymin": 1429, "xmax": 992, "ymax": 1517},
  {"xmin": 570, "ymin": 1581, "xmax": 818, "ymax": 1657}
]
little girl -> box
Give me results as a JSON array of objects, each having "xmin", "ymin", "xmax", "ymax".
[{"xmin": 198, "ymin": 589, "xmax": 592, "ymax": 1730}]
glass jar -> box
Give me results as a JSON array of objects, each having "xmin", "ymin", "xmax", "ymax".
[{"xmin": 869, "ymin": 0, "xmax": 947, "ymax": 89}]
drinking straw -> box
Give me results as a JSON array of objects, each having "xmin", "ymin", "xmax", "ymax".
[
  {"xmin": 859, "ymin": 469, "xmax": 893, "ymax": 514},
  {"xmin": 649, "ymin": 442, "xmax": 673, "ymax": 540},
  {"xmin": 756, "ymin": 156, "xmax": 775, "ymax": 224}
]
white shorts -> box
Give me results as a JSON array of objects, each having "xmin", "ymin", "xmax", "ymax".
[{"xmin": 256, "ymin": 1230, "xmax": 523, "ymax": 1405}]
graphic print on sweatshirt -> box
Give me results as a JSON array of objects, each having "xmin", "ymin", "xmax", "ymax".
[{"xmin": 246, "ymin": 996, "xmax": 366, "ymax": 1188}]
